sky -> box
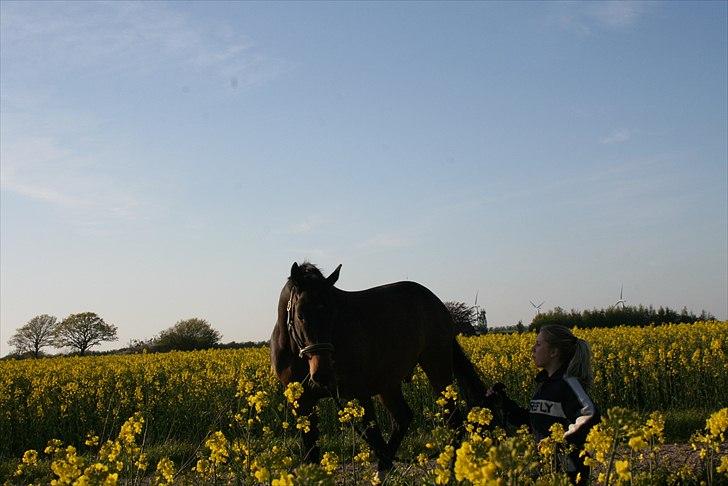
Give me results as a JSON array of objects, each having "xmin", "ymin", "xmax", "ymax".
[{"xmin": 1, "ymin": 1, "xmax": 726, "ymax": 355}]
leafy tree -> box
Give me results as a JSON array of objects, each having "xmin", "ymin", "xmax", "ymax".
[
  {"xmin": 444, "ymin": 301, "xmax": 477, "ymax": 335},
  {"xmin": 516, "ymin": 320, "xmax": 525, "ymax": 333},
  {"xmin": 8, "ymin": 314, "xmax": 58, "ymax": 358},
  {"xmin": 474, "ymin": 308, "xmax": 488, "ymax": 334},
  {"xmin": 55, "ymin": 312, "xmax": 118, "ymax": 355},
  {"xmin": 154, "ymin": 318, "xmax": 222, "ymax": 351}
]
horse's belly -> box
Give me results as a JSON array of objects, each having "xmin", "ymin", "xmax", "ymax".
[{"xmin": 334, "ymin": 353, "xmax": 419, "ymax": 396}]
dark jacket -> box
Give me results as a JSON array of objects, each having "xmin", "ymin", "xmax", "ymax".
[{"xmin": 500, "ymin": 366, "xmax": 600, "ymax": 477}]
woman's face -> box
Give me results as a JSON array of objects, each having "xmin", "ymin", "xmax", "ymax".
[{"xmin": 532, "ymin": 330, "xmax": 558, "ymax": 369}]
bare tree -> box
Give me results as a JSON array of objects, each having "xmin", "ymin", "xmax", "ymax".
[
  {"xmin": 8, "ymin": 314, "xmax": 58, "ymax": 358},
  {"xmin": 55, "ymin": 312, "xmax": 118, "ymax": 355}
]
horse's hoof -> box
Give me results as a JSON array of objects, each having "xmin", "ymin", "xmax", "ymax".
[
  {"xmin": 304, "ymin": 446, "xmax": 321, "ymax": 464},
  {"xmin": 377, "ymin": 459, "xmax": 393, "ymax": 472}
]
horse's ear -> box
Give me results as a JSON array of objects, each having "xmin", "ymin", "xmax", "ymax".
[
  {"xmin": 326, "ymin": 264, "xmax": 342, "ymax": 286},
  {"xmin": 290, "ymin": 262, "xmax": 301, "ymax": 281}
]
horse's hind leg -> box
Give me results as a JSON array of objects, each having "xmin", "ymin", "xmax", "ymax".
[
  {"xmin": 299, "ymin": 393, "xmax": 320, "ymax": 463},
  {"xmin": 378, "ymin": 386, "xmax": 413, "ymax": 461},
  {"xmin": 419, "ymin": 349, "xmax": 465, "ymax": 428},
  {"xmin": 361, "ymin": 397, "xmax": 393, "ymax": 471}
]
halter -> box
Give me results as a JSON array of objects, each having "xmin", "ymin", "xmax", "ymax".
[{"xmin": 287, "ymin": 288, "xmax": 335, "ymax": 358}]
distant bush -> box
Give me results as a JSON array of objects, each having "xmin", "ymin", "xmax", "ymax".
[{"xmin": 153, "ymin": 318, "xmax": 222, "ymax": 351}]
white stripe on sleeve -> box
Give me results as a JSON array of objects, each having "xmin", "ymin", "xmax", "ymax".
[{"xmin": 563, "ymin": 376, "xmax": 597, "ymax": 439}]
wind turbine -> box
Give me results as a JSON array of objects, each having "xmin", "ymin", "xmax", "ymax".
[
  {"xmin": 473, "ymin": 290, "xmax": 487, "ymax": 331},
  {"xmin": 530, "ymin": 300, "xmax": 545, "ymax": 314},
  {"xmin": 612, "ymin": 284, "xmax": 627, "ymax": 309}
]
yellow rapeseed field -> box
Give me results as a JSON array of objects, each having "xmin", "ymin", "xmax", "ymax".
[{"xmin": 1, "ymin": 321, "xmax": 727, "ymax": 485}]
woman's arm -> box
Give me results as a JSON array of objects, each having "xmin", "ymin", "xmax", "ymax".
[
  {"xmin": 491, "ymin": 383, "xmax": 530, "ymax": 427},
  {"xmin": 562, "ymin": 377, "xmax": 600, "ymax": 445}
]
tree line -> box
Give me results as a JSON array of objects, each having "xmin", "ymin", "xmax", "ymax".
[
  {"xmin": 7, "ymin": 302, "xmax": 716, "ymax": 358},
  {"xmin": 528, "ymin": 305, "xmax": 715, "ymax": 331},
  {"xmin": 6, "ymin": 314, "xmax": 227, "ymax": 359},
  {"xmin": 444, "ymin": 301, "xmax": 715, "ymax": 335}
]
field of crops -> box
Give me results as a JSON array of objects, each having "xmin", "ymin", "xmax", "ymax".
[{"xmin": 2, "ymin": 321, "xmax": 727, "ymax": 485}]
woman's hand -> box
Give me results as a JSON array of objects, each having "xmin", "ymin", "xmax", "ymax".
[{"xmin": 487, "ymin": 382, "xmax": 507, "ymax": 397}]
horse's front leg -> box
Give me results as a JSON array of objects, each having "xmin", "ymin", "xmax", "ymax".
[
  {"xmin": 361, "ymin": 397, "xmax": 393, "ymax": 471},
  {"xmin": 378, "ymin": 386, "xmax": 413, "ymax": 461},
  {"xmin": 298, "ymin": 392, "xmax": 321, "ymax": 463}
]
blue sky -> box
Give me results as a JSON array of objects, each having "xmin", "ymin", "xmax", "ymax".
[{"xmin": 1, "ymin": 1, "xmax": 726, "ymax": 354}]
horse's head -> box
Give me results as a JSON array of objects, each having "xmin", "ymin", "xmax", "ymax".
[{"xmin": 287, "ymin": 261, "xmax": 341, "ymax": 389}]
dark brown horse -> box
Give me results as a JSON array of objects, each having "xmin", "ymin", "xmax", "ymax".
[{"xmin": 270, "ymin": 262, "xmax": 494, "ymax": 470}]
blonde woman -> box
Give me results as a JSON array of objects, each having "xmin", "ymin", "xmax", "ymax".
[{"xmin": 489, "ymin": 325, "xmax": 600, "ymax": 485}]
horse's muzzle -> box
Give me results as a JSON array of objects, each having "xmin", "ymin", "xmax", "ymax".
[{"xmin": 308, "ymin": 353, "xmax": 336, "ymax": 388}]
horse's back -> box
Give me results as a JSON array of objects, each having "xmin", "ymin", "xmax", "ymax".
[{"xmin": 333, "ymin": 280, "xmax": 456, "ymax": 394}]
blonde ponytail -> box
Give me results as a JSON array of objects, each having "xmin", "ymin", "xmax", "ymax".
[{"xmin": 566, "ymin": 338, "xmax": 594, "ymax": 389}]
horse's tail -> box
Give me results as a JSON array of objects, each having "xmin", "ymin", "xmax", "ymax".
[{"xmin": 452, "ymin": 339, "xmax": 495, "ymax": 410}]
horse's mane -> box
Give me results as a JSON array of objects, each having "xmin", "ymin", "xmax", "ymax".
[{"xmin": 288, "ymin": 261, "xmax": 326, "ymax": 288}]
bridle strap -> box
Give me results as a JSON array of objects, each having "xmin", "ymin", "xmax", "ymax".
[
  {"xmin": 298, "ymin": 343, "xmax": 335, "ymax": 357},
  {"xmin": 287, "ymin": 287, "xmax": 335, "ymax": 358}
]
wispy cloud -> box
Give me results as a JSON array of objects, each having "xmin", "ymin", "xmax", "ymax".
[
  {"xmin": 587, "ymin": 2, "xmax": 645, "ymax": 28},
  {"xmin": 553, "ymin": 1, "xmax": 648, "ymax": 36},
  {"xmin": 1, "ymin": 130, "xmax": 149, "ymax": 228},
  {"xmin": 600, "ymin": 128, "xmax": 632, "ymax": 145},
  {"xmin": 1, "ymin": 2, "xmax": 287, "ymax": 231},
  {"xmin": 284, "ymin": 216, "xmax": 328, "ymax": 235},
  {"xmin": 0, "ymin": 2, "xmax": 288, "ymax": 86}
]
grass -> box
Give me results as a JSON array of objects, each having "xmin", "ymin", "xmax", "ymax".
[{"xmin": 662, "ymin": 408, "xmax": 716, "ymax": 442}]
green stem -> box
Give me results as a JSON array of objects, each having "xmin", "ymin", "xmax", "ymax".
[{"xmin": 603, "ymin": 429, "xmax": 620, "ymax": 486}]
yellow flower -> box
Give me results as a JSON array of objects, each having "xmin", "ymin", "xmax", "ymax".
[
  {"xmin": 717, "ymin": 454, "xmax": 728, "ymax": 475},
  {"xmin": 434, "ymin": 445, "xmax": 454, "ymax": 485},
  {"xmin": 135, "ymin": 452, "xmax": 148, "ymax": 471},
  {"xmin": 548, "ymin": 423, "xmax": 566, "ymax": 443},
  {"xmin": 253, "ymin": 464, "xmax": 271, "ymax": 483},
  {"xmin": 467, "ymin": 407, "xmax": 493, "ymax": 427},
  {"xmin": 442, "ymin": 384, "xmax": 459, "ymax": 401},
  {"xmin": 538, "ymin": 437, "xmax": 557, "ymax": 458},
  {"xmin": 320, "ymin": 451, "xmax": 339, "ymax": 474},
  {"xmin": 272, "ymin": 472, "xmax": 295, "ymax": 486},
  {"xmin": 236, "ymin": 378, "xmax": 254, "ymax": 398},
  {"xmin": 615, "ymin": 459, "xmax": 631, "ymax": 481},
  {"xmin": 706, "ymin": 408, "xmax": 728, "ymax": 439},
  {"xmin": 296, "ymin": 415, "xmax": 311, "ymax": 433},
  {"xmin": 370, "ymin": 470, "xmax": 381, "ymax": 485},
  {"xmin": 284, "ymin": 381, "xmax": 304, "ymax": 406},
  {"xmin": 155, "ymin": 457, "xmax": 176, "ymax": 484},
  {"xmin": 354, "ymin": 450, "xmax": 371, "ymax": 463},
  {"xmin": 118, "ymin": 413, "xmax": 144, "ymax": 445},
  {"xmin": 22, "ymin": 449, "xmax": 38, "ymax": 466},
  {"xmin": 102, "ymin": 473, "xmax": 119, "ymax": 486},
  {"xmin": 338, "ymin": 400, "xmax": 365, "ymax": 424},
  {"xmin": 205, "ymin": 431, "xmax": 229, "ymax": 465},
  {"xmin": 247, "ymin": 390, "xmax": 269, "ymax": 414},
  {"xmin": 45, "ymin": 439, "xmax": 64, "ymax": 455},
  {"xmin": 628, "ymin": 435, "xmax": 647, "ymax": 451},
  {"xmin": 195, "ymin": 458, "xmax": 210, "ymax": 475},
  {"xmin": 415, "ymin": 453, "xmax": 427, "ymax": 466}
]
